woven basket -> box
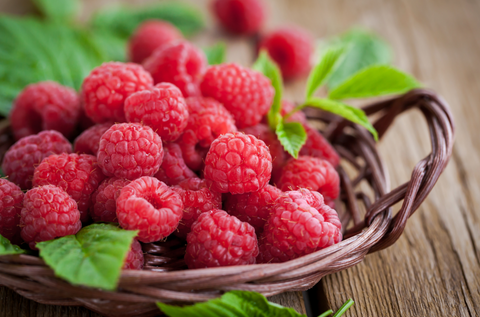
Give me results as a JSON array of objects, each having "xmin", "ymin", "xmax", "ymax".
[{"xmin": 0, "ymin": 89, "xmax": 454, "ymax": 317}]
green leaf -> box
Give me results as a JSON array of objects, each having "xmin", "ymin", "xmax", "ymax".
[
  {"xmin": 305, "ymin": 44, "xmax": 346, "ymax": 99},
  {"xmin": 157, "ymin": 290, "xmax": 306, "ymax": 317},
  {"xmin": 91, "ymin": 2, "xmax": 204, "ymax": 38},
  {"xmin": 204, "ymin": 42, "xmax": 226, "ymax": 65},
  {"xmin": 328, "ymin": 65, "xmax": 421, "ymax": 100},
  {"xmin": 0, "ymin": 234, "xmax": 25, "ymax": 255},
  {"xmin": 32, "ymin": 0, "xmax": 80, "ymax": 21},
  {"xmin": 306, "ymin": 97, "xmax": 378, "ymax": 140},
  {"xmin": 275, "ymin": 120, "xmax": 307, "ymax": 158},
  {"xmin": 326, "ymin": 29, "xmax": 392, "ymax": 89},
  {"xmin": 253, "ymin": 51, "xmax": 283, "ymax": 130},
  {"xmin": 37, "ymin": 223, "xmax": 137, "ymax": 290}
]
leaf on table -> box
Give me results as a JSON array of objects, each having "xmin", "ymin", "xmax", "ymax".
[
  {"xmin": 275, "ymin": 120, "xmax": 307, "ymax": 159},
  {"xmin": 0, "ymin": 234, "xmax": 25, "ymax": 255},
  {"xmin": 204, "ymin": 42, "xmax": 226, "ymax": 65},
  {"xmin": 32, "ymin": 0, "xmax": 80, "ymax": 21},
  {"xmin": 36, "ymin": 223, "xmax": 137, "ymax": 290}
]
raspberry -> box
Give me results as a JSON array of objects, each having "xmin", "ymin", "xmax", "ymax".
[
  {"xmin": 276, "ymin": 156, "xmax": 340, "ymax": 206},
  {"xmin": 143, "ymin": 41, "xmax": 206, "ymax": 97},
  {"xmin": 260, "ymin": 27, "xmax": 314, "ymax": 80},
  {"xmin": 116, "ymin": 176, "xmax": 183, "ymax": 243},
  {"xmin": 0, "ymin": 179, "xmax": 24, "ymax": 245},
  {"xmin": 281, "ymin": 100, "xmax": 308, "ymax": 124},
  {"xmin": 123, "ymin": 239, "xmax": 144, "ymax": 270},
  {"xmin": 154, "ymin": 142, "xmax": 196, "ymax": 186},
  {"xmin": 212, "ymin": 0, "xmax": 265, "ymax": 35},
  {"xmin": 90, "ymin": 177, "xmax": 131, "ymax": 222},
  {"xmin": 224, "ymin": 184, "xmax": 282, "ymax": 234},
  {"xmin": 124, "ymin": 83, "xmax": 189, "ymax": 142},
  {"xmin": 81, "ymin": 62, "xmax": 153, "ymax": 123},
  {"xmin": 185, "ymin": 209, "xmax": 259, "ymax": 268},
  {"xmin": 20, "ymin": 185, "xmax": 82, "ymax": 250},
  {"xmin": 257, "ymin": 189, "xmax": 342, "ymax": 263},
  {"xmin": 300, "ymin": 123, "xmax": 340, "ymax": 167},
  {"xmin": 128, "ymin": 20, "xmax": 183, "ymax": 64},
  {"xmin": 32, "ymin": 153, "xmax": 106, "ymax": 223},
  {"xmin": 9, "ymin": 81, "xmax": 81, "ymax": 140},
  {"xmin": 179, "ymin": 97, "xmax": 237, "ymax": 171},
  {"xmin": 172, "ymin": 178, "xmax": 222, "ymax": 239},
  {"xmin": 2, "ymin": 131, "xmax": 72, "ymax": 190},
  {"xmin": 97, "ymin": 123, "xmax": 164, "ymax": 180},
  {"xmin": 200, "ymin": 63, "xmax": 274, "ymax": 128},
  {"xmin": 204, "ymin": 132, "xmax": 272, "ymax": 194},
  {"xmin": 73, "ymin": 123, "xmax": 112, "ymax": 156}
]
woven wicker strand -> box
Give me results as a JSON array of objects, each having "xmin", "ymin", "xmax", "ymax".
[{"xmin": 0, "ymin": 89, "xmax": 455, "ymax": 317}]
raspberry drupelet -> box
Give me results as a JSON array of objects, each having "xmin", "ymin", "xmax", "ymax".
[
  {"xmin": 73, "ymin": 123, "xmax": 112, "ymax": 156},
  {"xmin": 212, "ymin": 0, "xmax": 265, "ymax": 35},
  {"xmin": 185, "ymin": 209, "xmax": 259, "ymax": 269},
  {"xmin": 299, "ymin": 123, "xmax": 340, "ymax": 167},
  {"xmin": 0, "ymin": 179, "xmax": 25, "ymax": 245},
  {"xmin": 90, "ymin": 177, "xmax": 131, "ymax": 223},
  {"xmin": 123, "ymin": 238, "xmax": 144, "ymax": 270},
  {"xmin": 154, "ymin": 142, "xmax": 196, "ymax": 186}
]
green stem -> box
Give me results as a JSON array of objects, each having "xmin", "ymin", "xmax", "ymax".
[
  {"xmin": 332, "ymin": 299, "xmax": 354, "ymax": 317},
  {"xmin": 283, "ymin": 102, "xmax": 308, "ymax": 121},
  {"xmin": 318, "ymin": 309, "xmax": 334, "ymax": 317}
]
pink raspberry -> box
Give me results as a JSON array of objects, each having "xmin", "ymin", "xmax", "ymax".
[
  {"xmin": 172, "ymin": 178, "xmax": 222, "ymax": 239},
  {"xmin": 2, "ymin": 131, "xmax": 72, "ymax": 190},
  {"xmin": 185, "ymin": 209, "xmax": 259, "ymax": 269},
  {"xmin": 259, "ymin": 27, "xmax": 314, "ymax": 80},
  {"xmin": 204, "ymin": 132, "xmax": 272, "ymax": 194},
  {"xmin": 179, "ymin": 96, "xmax": 237, "ymax": 171},
  {"xmin": 97, "ymin": 123, "xmax": 164, "ymax": 180},
  {"xmin": 200, "ymin": 63, "xmax": 274, "ymax": 128},
  {"xmin": 300, "ymin": 123, "xmax": 340, "ymax": 167},
  {"xmin": 224, "ymin": 184, "xmax": 282, "ymax": 234},
  {"xmin": 123, "ymin": 239, "xmax": 144, "ymax": 270},
  {"xmin": 81, "ymin": 62, "xmax": 153, "ymax": 123},
  {"xmin": 73, "ymin": 123, "xmax": 112, "ymax": 156},
  {"xmin": 32, "ymin": 153, "xmax": 106, "ymax": 223},
  {"xmin": 20, "ymin": 185, "xmax": 82, "ymax": 250},
  {"xmin": 0, "ymin": 179, "xmax": 24, "ymax": 245},
  {"xmin": 90, "ymin": 177, "xmax": 131, "ymax": 222},
  {"xmin": 154, "ymin": 142, "xmax": 196, "ymax": 186},
  {"xmin": 212, "ymin": 0, "xmax": 265, "ymax": 35},
  {"xmin": 143, "ymin": 41, "xmax": 206, "ymax": 97},
  {"xmin": 124, "ymin": 83, "xmax": 188, "ymax": 142},
  {"xmin": 128, "ymin": 20, "xmax": 183, "ymax": 64},
  {"xmin": 257, "ymin": 189, "xmax": 342, "ymax": 263},
  {"xmin": 9, "ymin": 81, "xmax": 81, "ymax": 140},
  {"xmin": 276, "ymin": 156, "xmax": 340, "ymax": 205},
  {"xmin": 116, "ymin": 176, "xmax": 183, "ymax": 243}
]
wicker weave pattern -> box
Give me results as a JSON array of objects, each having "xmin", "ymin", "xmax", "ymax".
[{"xmin": 0, "ymin": 89, "xmax": 454, "ymax": 317}]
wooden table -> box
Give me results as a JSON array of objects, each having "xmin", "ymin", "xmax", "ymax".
[{"xmin": 1, "ymin": 0, "xmax": 479, "ymax": 316}]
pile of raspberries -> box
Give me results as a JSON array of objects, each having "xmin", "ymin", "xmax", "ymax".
[{"xmin": 0, "ymin": 0, "xmax": 342, "ymax": 270}]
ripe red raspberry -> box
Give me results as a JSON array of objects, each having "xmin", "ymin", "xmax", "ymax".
[
  {"xmin": 2, "ymin": 131, "xmax": 72, "ymax": 190},
  {"xmin": 212, "ymin": 0, "xmax": 265, "ymax": 35},
  {"xmin": 257, "ymin": 189, "xmax": 342, "ymax": 263},
  {"xmin": 143, "ymin": 41, "xmax": 206, "ymax": 97},
  {"xmin": 81, "ymin": 62, "xmax": 153, "ymax": 123},
  {"xmin": 300, "ymin": 123, "xmax": 340, "ymax": 167},
  {"xmin": 179, "ymin": 97, "xmax": 237, "ymax": 171},
  {"xmin": 204, "ymin": 132, "xmax": 272, "ymax": 194},
  {"xmin": 123, "ymin": 239, "xmax": 144, "ymax": 270},
  {"xmin": 124, "ymin": 83, "xmax": 188, "ymax": 142},
  {"xmin": 200, "ymin": 63, "xmax": 274, "ymax": 128},
  {"xmin": 154, "ymin": 142, "xmax": 196, "ymax": 186},
  {"xmin": 128, "ymin": 20, "xmax": 183, "ymax": 64},
  {"xmin": 224, "ymin": 184, "xmax": 282, "ymax": 234},
  {"xmin": 0, "ymin": 179, "xmax": 24, "ymax": 245},
  {"xmin": 90, "ymin": 177, "xmax": 131, "ymax": 222},
  {"xmin": 9, "ymin": 81, "xmax": 81, "ymax": 140},
  {"xmin": 276, "ymin": 156, "xmax": 339, "ymax": 205},
  {"xmin": 172, "ymin": 178, "xmax": 222, "ymax": 239},
  {"xmin": 73, "ymin": 123, "xmax": 112, "ymax": 156},
  {"xmin": 32, "ymin": 153, "xmax": 106, "ymax": 223},
  {"xmin": 20, "ymin": 185, "xmax": 82, "ymax": 250},
  {"xmin": 116, "ymin": 176, "xmax": 183, "ymax": 243},
  {"xmin": 97, "ymin": 123, "xmax": 164, "ymax": 180},
  {"xmin": 185, "ymin": 209, "xmax": 259, "ymax": 268},
  {"xmin": 260, "ymin": 27, "xmax": 314, "ymax": 80}
]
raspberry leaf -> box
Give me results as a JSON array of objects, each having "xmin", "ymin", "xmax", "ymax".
[
  {"xmin": 0, "ymin": 234, "xmax": 25, "ymax": 255},
  {"xmin": 275, "ymin": 119, "xmax": 307, "ymax": 159},
  {"xmin": 253, "ymin": 50, "xmax": 283, "ymax": 130},
  {"xmin": 37, "ymin": 223, "xmax": 137, "ymax": 290},
  {"xmin": 328, "ymin": 65, "xmax": 421, "ymax": 100},
  {"xmin": 306, "ymin": 97, "xmax": 378, "ymax": 141},
  {"xmin": 204, "ymin": 42, "xmax": 226, "ymax": 65},
  {"xmin": 32, "ymin": 0, "xmax": 80, "ymax": 21}
]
